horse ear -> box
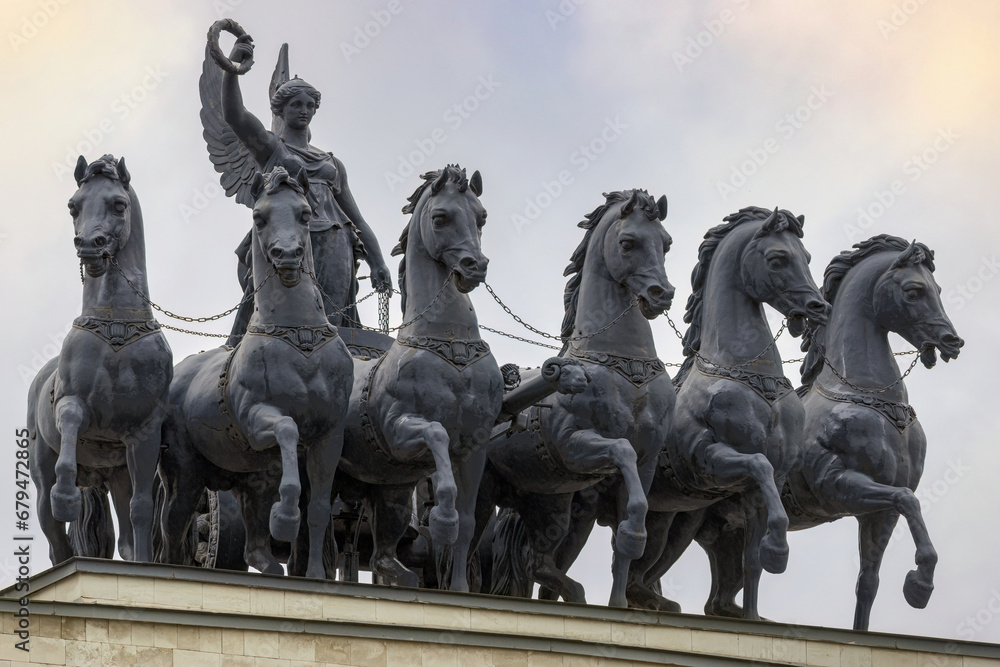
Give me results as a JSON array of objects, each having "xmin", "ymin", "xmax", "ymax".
[
  {"xmin": 250, "ymin": 172, "xmax": 265, "ymax": 200},
  {"xmin": 74, "ymin": 156, "xmax": 88, "ymax": 186},
  {"xmin": 469, "ymin": 170, "xmax": 483, "ymax": 197},
  {"xmin": 656, "ymin": 195, "xmax": 668, "ymax": 221},
  {"xmin": 295, "ymin": 167, "xmax": 310, "ymax": 195},
  {"xmin": 116, "ymin": 157, "xmax": 131, "ymax": 188},
  {"xmin": 621, "ymin": 190, "xmax": 639, "ymax": 216}
]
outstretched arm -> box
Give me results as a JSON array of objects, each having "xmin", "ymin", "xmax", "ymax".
[
  {"xmin": 333, "ymin": 157, "xmax": 393, "ymax": 292},
  {"xmin": 220, "ymin": 36, "xmax": 277, "ymax": 168}
]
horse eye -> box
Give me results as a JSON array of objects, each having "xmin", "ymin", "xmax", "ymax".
[
  {"xmin": 113, "ymin": 201, "xmax": 127, "ymax": 214},
  {"xmin": 905, "ymin": 288, "xmax": 923, "ymax": 301},
  {"xmin": 253, "ymin": 213, "xmax": 266, "ymax": 227},
  {"xmin": 300, "ymin": 211, "xmax": 311, "ymax": 224},
  {"xmin": 768, "ymin": 257, "xmax": 787, "ymax": 270},
  {"xmin": 620, "ymin": 239, "xmax": 634, "ymax": 252},
  {"xmin": 433, "ymin": 213, "xmax": 447, "ymax": 226}
]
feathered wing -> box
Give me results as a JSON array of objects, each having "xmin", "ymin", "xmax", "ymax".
[{"xmin": 199, "ymin": 43, "xmax": 257, "ymax": 208}]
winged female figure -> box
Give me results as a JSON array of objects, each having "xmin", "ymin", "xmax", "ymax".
[{"xmin": 200, "ymin": 20, "xmax": 392, "ymax": 344}]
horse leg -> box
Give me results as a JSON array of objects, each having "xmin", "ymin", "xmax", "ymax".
[
  {"xmin": 369, "ymin": 484, "xmax": 420, "ymax": 588},
  {"xmin": 245, "ymin": 406, "xmax": 302, "ymax": 543},
  {"xmin": 739, "ymin": 491, "xmax": 769, "ymax": 621},
  {"xmin": 234, "ymin": 481, "xmax": 283, "ymax": 575},
  {"xmin": 387, "ymin": 416, "xmax": 458, "ymax": 546},
  {"xmin": 107, "ymin": 467, "xmax": 135, "ymax": 561},
  {"xmin": 31, "ymin": 436, "xmax": 73, "ymax": 564},
  {"xmin": 441, "ymin": 448, "xmax": 488, "ymax": 593},
  {"xmin": 303, "ymin": 432, "xmax": 343, "ymax": 580},
  {"xmin": 823, "ymin": 468, "xmax": 936, "ymax": 619},
  {"xmin": 698, "ymin": 510, "xmax": 745, "ymax": 618},
  {"xmin": 123, "ymin": 424, "xmax": 162, "ymax": 562},
  {"xmin": 561, "ymin": 431, "xmax": 648, "ymax": 606},
  {"xmin": 625, "ymin": 510, "xmax": 680, "ymax": 611},
  {"xmin": 50, "ymin": 397, "xmax": 89, "ymax": 522},
  {"xmin": 855, "ymin": 510, "xmax": 901, "ymax": 631},
  {"xmin": 519, "ymin": 493, "xmax": 586, "ymax": 603},
  {"xmin": 701, "ymin": 443, "xmax": 788, "ymax": 574},
  {"xmin": 540, "ymin": 488, "xmax": 598, "ymax": 601}
]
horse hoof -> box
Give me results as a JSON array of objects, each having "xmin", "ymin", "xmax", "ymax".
[
  {"xmin": 615, "ymin": 523, "xmax": 646, "ymax": 560},
  {"xmin": 903, "ymin": 569, "xmax": 934, "ymax": 608},
  {"xmin": 707, "ymin": 602, "xmax": 743, "ymax": 618},
  {"xmin": 429, "ymin": 506, "xmax": 459, "ymax": 545},
  {"xmin": 626, "ymin": 583, "xmax": 680, "ymax": 612},
  {"xmin": 306, "ymin": 564, "xmax": 326, "ymax": 580},
  {"xmin": 760, "ymin": 534, "xmax": 789, "ymax": 574},
  {"xmin": 50, "ymin": 488, "xmax": 82, "ymax": 523},
  {"xmin": 269, "ymin": 506, "xmax": 301, "ymax": 543}
]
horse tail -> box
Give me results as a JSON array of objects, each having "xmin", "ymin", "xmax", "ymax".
[
  {"xmin": 489, "ymin": 508, "xmax": 534, "ymax": 598},
  {"xmin": 68, "ymin": 486, "xmax": 115, "ymax": 559}
]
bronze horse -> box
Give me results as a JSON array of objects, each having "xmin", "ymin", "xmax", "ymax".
[
  {"xmin": 158, "ymin": 167, "xmax": 354, "ymax": 578},
  {"xmin": 28, "ymin": 155, "xmax": 172, "ymax": 564},
  {"xmin": 480, "ymin": 189, "xmax": 675, "ymax": 607},
  {"xmin": 332, "ymin": 165, "xmax": 503, "ymax": 592},
  {"xmin": 663, "ymin": 235, "xmax": 964, "ymax": 630},
  {"xmin": 613, "ymin": 207, "xmax": 830, "ymax": 619}
]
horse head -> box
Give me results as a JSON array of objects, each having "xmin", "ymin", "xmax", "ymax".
[
  {"xmin": 396, "ymin": 165, "xmax": 488, "ymax": 294},
  {"xmin": 250, "ymin": 166, "xmax": 312, "ymax": 287},
  {"xmin": 874, "ymin": 240, "xmax": 964, "ymax": 367},
  {"xmin": 738, "ymin": 207, "xmax": 829, "ymax": 335},
  {"xmin": 596, "ymin": 189, "xmax": 674, "ymax": 319},
  {"xmin": 70, "ymin": 155, "xmax": 133, "ymax": 278}
]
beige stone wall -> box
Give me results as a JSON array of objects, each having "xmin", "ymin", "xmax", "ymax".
[{"xmin": 1, "ymin": 566, "xmax": 996, "ymax": 667}]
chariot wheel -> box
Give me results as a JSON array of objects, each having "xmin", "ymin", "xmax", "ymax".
[{"xmin": 194, "ymin": 490, "xmax": 248, "ymax": 571}]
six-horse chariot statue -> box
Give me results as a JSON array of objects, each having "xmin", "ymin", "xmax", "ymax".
[{"xmin": 25, "ymin": 18, "xmax": 965, "ymax": 634}]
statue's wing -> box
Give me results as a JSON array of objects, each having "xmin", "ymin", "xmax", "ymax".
[
  {"xmin": 199, "ymin": 43, "xmax": 256, "ymax": 208},
  {"xmin": 269, "ymin": 43, "xmax": 290, "ymax": 135}
]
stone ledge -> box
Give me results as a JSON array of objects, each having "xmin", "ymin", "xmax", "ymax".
[{"xmin": 0, "ymin": 558, "xmax": 997, "ymax": 667}]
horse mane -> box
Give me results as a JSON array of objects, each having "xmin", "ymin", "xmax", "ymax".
[
  {"xmin": 559, "ymin": 189, "xmax": 661, "ymax": 354},
  {"xmin": 392, "ymin": 165, "xmax": 471, "ymax": 314},
  {"xmin": 673, "ymin": 206, "xmax": 805, "ymax": 387},
  {"xmin": 262, "ymin": 166, "xmax": 306, "ymax": 196},
  {"xmin": 79, "ymin": 154, "xmax": 124, "ymax": 184},
  {"xmin": 797, "ymin": 234, "xmax": 935, "ymax": 392}
]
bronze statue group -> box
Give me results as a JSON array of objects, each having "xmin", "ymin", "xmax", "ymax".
[{"xmin": 26, "ymin": 21, "xmax": 964, "ymax": 633}]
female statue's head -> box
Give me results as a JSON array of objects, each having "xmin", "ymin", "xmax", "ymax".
[{"xmin": 270, "ymin": 78, "xmax": 322, "ymax": 129}]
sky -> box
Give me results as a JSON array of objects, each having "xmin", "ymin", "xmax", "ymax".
[{"xmin": 2, "ymin": 0, "xmax": 999, "ymax": 643}]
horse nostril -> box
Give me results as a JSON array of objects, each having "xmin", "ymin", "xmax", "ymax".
[
  {"xmin": 294, "ymin": 247, "xmax": 304, "ymax": 258},
  {"xmin": 94, "ymin": 235, "xmax": 107, "ymax": 247},
  {"xmin": 270, "ymin": 247, "xmax": 283, "ymax": 259},
  {"xmin": 73, "ymin": 237, "xmax": 82, "ymax": 247},
  {"xmin": 942, "ymin": 333, "xmax": 963, "ymax": 347},
  {"xmin": 459, "ymin": 256, "xmax": 478, "ymax": 272}
]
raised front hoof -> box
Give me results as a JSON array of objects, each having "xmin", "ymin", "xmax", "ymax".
[
  {"xmin": 614, "ymin": 522, "xmax": 647, "ymax": 560},
  {"xmin": 903, "ymin": 569, "xmax": 934, "ymax": 609},
  {"xmin": 626, "ymin": 582, "xmax": 681, "ymax": 613},
  {"xmin": 429, "ymin": 506, "xmax": 460, "ymax": 546},
  {"xmin": 50, "ymin": 487, "xmax": 82, "ymax": 523},
  {"xmin": 269, "ymin": 506, "xmax": 301, "ymax": 543},
  {"xmin": 759, "ymin": 534, "xmax": 789, "ymax": 574}
]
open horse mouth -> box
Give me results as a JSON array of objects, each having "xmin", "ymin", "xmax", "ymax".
[
  {"xmin": 637, "ymin": 295, "xmax": 670, "ymax": 320},
  {"xmin": 920, "ymin": 334, "xmax": 964, "ymax": 368},
  {"xmin": 272, "ymin": 262, "xmax": 303, "ymax": 287},
  {"xmin": 453, "ymin": 270, "xmax": 484, "ymax": 294},
  {"xmin": 79, "ymin": 253, "xmax": 111, "ymax": 277}
]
